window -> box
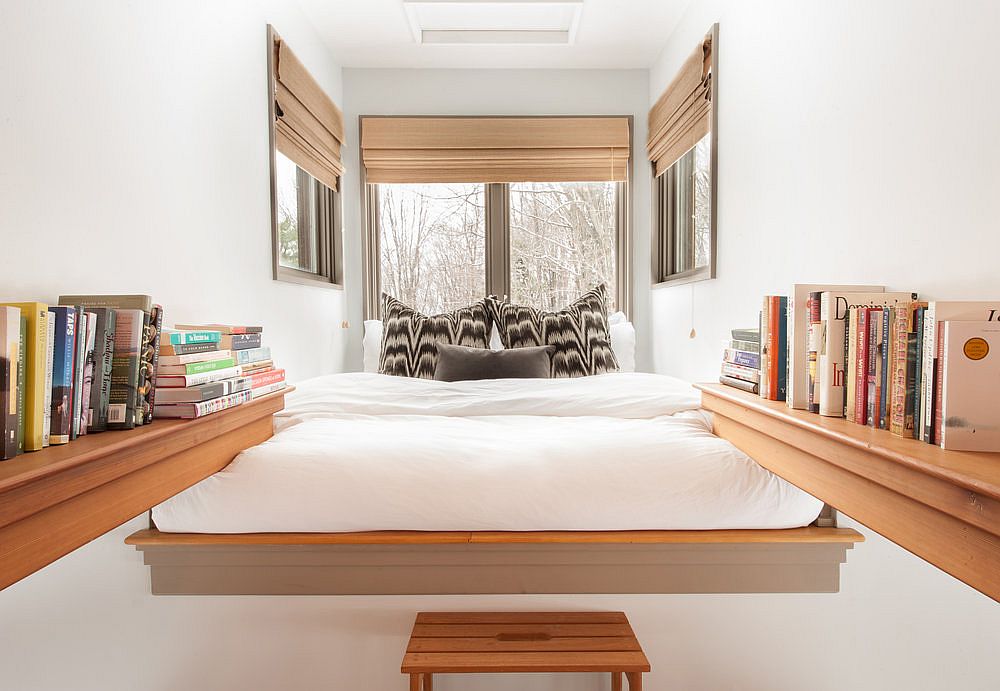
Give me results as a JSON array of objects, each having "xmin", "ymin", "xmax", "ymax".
[
  {"xmin": 369, "ymin": 181, "xmax": 625, "ymax": 316},
  {"xmin": 653, "ymin": 133, "xmax": 713, "ymax": 282}
]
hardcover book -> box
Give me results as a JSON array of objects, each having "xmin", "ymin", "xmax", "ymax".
[
  {"xmin": 721, "ymin": 362, "xmax": 760, "ymax": 384},
  {"xmin": 43, "ymin": 317, "xmax": 55, "ymax": 447},
  {"xmin": 163, "ymin": 329, "xmax": 221, "ymax": 346},
  {"xmin": 107, "ymin": 309, "xmax": 143, "ymax": 430},
  {"xmin": 221, "ymin": 333, "xmax": 262, "ymax": 351},
  {"xmin": 817, "ymin": 291, "xmax": 916, "ymax": 417},
  {"xmin": 58, "ymin": 294, "xmax": 152, "ymax": 312},
  {"xmin": 806, "ymin": 292, "xmax": 822, "ymax": 412},
  {"xmin": 77, "ymin": 312, "xmax": 97, "ymax": 437},
  {"xmin": 155, "ymin": 365, "xmax": 243, "ymax": 388},
  {"xmin": 157, "ymin": 349, "xmax": 233, "ymax": 367},
  {"xmin": 920, "ymin": 302, "xmax": 1000, "ymax": 443},
  {"xmin": 16, "ymin": 315, "xmax": 27, "ymax": 454},
  {"xmin": 939, "ymin": 322, "xmax": 1000, "ymax": 451},
  {"xmin": 759, "ymin": 299, "xmax": 770, "ymax": 400},
  {"xmin": 251, "ymin": 381, "xmax": 286, "ymax": 399},
  {"xmin": 1, "ymin": 307, "xmax": 20, "ymax": 460},
  {"xmin": 845, "ymin": 307, "xmax": 859, "ymax": 422},
  {"xmin": 730, "ymin": 338, "xmax": 759, "ymax": 353},
  {"xmin": 70, "ymin": 308, "xmax": 89, "ymax": 439},
  {"xmin": 135, "ymin": 304, "xmax": 163, "ymax": 426},
  {"xmin": 878, "ymin": 308, "xmax": 892, "ymax": 429},
  {"xmin": 157, "ymin": 357, "xmax": 236, "ymax": 376},
  {"xmin": 888, "ymin": 304, "xmax": 920, "ymax": 437},
  {"xmin": 174, "ymin": 324, "xmax": 263, "ymax": 335},
  {"xmin": 722, "ymin": 347, "xmax": 760, "ymax": 369},
  {"xmin": 153, "ymin": 377, "xmax": 249, "ymax": 404},
  {"xmin": 143, "ymin": 304, "xmax": 163, "ymax": 425},
  {"xmin": 47, "ymin": 306, "xmax": 78, "ymax": 445},
  {"xmin": 768, "ymin": 296, "xmax": 788, "ymax": 401},
  {"xmin": 786, "ymin": 284, "xmax": 883, "ymax": 410},
  {"xmin": 0, "ymin": 303, "xmax": 49, "ymax": 451},
  {"xmin": 866, "ymin": 308, "xmax": 883, "ymax": 427},
  {"xmin": 87, "ymin": 308, "xmax": 117, "ymax": 433},
  {"xmin": 912, "ymin": 307, "xmax": 926, "ymax": 439},
  {"xmin": 730, "ymin": 328, "xmax": 759, "ymax": 344},
  {"xmin": 153, "ymin": 389, "xmax": 252, "ymax": 419},
  {"xmin": 233, "ymin": 346, "xmax": 271, "ymax": 366},
  {"xmin": 159, "ymin": 341, "xmax": 219, "ymax": 357},
  {"xmin": 248, "ymin": 368, "xmax": 285, "ymax": 389},
  {"xmin": 719, "ymin": 374, "xmax": 759, "ymax": 394},
  {"xmin": 240, "ymin": 360, "xmax": 274, "ymax": 375}
]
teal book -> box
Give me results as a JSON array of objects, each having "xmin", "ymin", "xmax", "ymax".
[{"xmin": 164, "ymin": 329, "xmax": 220, "ymax": 345}]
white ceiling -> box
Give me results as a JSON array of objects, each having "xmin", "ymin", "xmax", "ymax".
[{"xmin": 295, "ymin": 0, "xmax": 692, "ymax": 69}]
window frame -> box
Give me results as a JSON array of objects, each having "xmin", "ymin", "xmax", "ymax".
[
  {"xmin": 360, "ymin": 115, "xmax": 633, "ymax": 319},
  {"xmin": 266, "ymin": 25, "xmax": 343, "ymax": 289},
  {"xmin": 652, "ymin": 24, "xmax": 719, "ymax": 288}
]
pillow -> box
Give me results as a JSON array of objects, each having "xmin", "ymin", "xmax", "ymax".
[
  {"xmin": 434, "ymin": 344, "xmax": 554, "ymax": 382},
  {"xmin": 379, "ymin": 294, "xmax": 493, "ymax": 379},
  {"xmin": 363, "ymin": 320, "xmax": 383, "ymax": 373},
  {"xmin": 487, "ymin": 284, "xmax": 619, "ymax": 378},
  {"xmin": 608, "ymin": 312, "xmax": 636, "ymax": 373}
]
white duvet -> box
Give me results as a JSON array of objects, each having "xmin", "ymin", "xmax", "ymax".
[{"xmin": 153, "ymin": 373, "xmax": 822, "ymax": 533}]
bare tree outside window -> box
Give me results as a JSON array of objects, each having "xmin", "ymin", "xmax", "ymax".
[
  {"xmin": 509, "ymin": 182, "xmax": 617, "ymax": 311},
  {"xmin": 378, "ymin": 183, "xmax": 486, "ymax": 314}
]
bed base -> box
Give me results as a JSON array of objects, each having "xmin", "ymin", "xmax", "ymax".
[{"xmin": 125, "ymin": 527, "xmax": 862, "ymax": 595}]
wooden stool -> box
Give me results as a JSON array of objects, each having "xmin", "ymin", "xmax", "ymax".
[{"xmin": 402, "ymin": 611, "xmax": 649, "ymax": 689}]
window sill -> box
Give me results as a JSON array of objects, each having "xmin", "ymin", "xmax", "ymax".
[
  {"xmin": 274, "ymin": 266, "xmax": 343, "ymax": 290},
  {"xmin": 652, "ymin": 266, "xmax": 714, "ymax": 288}
]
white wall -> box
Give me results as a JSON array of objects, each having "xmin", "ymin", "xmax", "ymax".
[
  {"xmin": 645, "ymin": 0, "xmax": 1000, "ymax": 686},
  {"xmin": 0, "ymin": 0, "xmax": 348, "ymax": 382},
  {"xmin": 339, "ymin": 68, "xmax": 654, "ymax": 371}
]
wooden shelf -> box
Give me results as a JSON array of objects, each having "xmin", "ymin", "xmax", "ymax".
[
  {"xmin": 696, "ymin": 382, "xmax": 1000, "ymax": 601},
  {"xmin": 0, "ymin": 387, "xmax": 292, "ymax": 591}
]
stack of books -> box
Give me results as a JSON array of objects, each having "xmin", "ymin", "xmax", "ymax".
[
  {"xmin": 738, "ymin": 285, "xmax": 1000, "ymax": 452},
  {"xmin": 0, "ymin": 294, "xmax": 163, "ymax": 460},
  {"xmin": 719, "ymin": 328, "xmax": 761, "ymax": 394},
  {"xmin": 153, "ymin": 324, "xmax": 286, "ymax": 419}
]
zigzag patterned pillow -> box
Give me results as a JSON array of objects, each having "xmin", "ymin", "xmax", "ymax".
[
  {"xmin": 378, "ymin": 295, "xmax": 493, "ymax": 379},
  {"xmin": 487, "ymin": 285, "xmax": 620, "ymax": 378}
]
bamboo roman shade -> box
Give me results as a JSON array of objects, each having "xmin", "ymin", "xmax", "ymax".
[
  {"xmin": 361, "ymin": 117, "xmax": 630, "ymax": 184},
  {"xmin": 647, "ymin": 30, "xmax": 714, "ymax": 177},
  {"xmin": 271, "ymin": 30, "xmax": 344, "ymax": 191}
]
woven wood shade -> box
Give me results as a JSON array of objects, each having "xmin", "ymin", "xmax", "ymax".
[
  {"xmin": 272, "ymin": 32, "xmax": 344, "ymax": 190},
  {"xmin": 647, "ymin": 30, "xmax": 713, "ymax": 177},
  {"xmin": 361, "ymin": 117, "xmax": 630, "ymax": 183}
]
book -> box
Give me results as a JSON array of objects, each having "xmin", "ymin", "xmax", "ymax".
[
  {"xmin": 153, "ymin": 389, "xmax": 252, "ymax": 419},
  {"xmin": 157, "ymin": 357, "xmax": 236, "ymax": 376},
  {"xmin": 845, "ymin": 307, "xmax": 859, "ymax": 421},
  {"xmin": 247, "ymin": 368, "xmax": 285, "ymax": 389},
  {"xmin": 174, "ymin": 323, "xmax": 263, "ymax": 334},
  {"xmin": 786, "ymin": 284, "xmax": 883, "ymax": 410},
  {"xmin": 806, "ymin": 292, "xmax": 822, "ymax": 411},
  {"xmin": 240, "ymin": 359, "xmax": 274, "ymax": 375},
  {"xmin": 719, "ymin": 374, "xmax": 759, "ymax": 394},
  {"xmin": 866, "ymin": 308, "xmax": 883, "ymax": 427},
  {"xmin": 722, "ymin": 347, "xmax": 760, "ymax": 369},
  {"xmin": 43, "ymin": 316, "xmax": 55, "ymax": 447},
  {"xmin": 251, "ymin": 381, "xmax": 287, "ymax": 399},
  {"xmin": 730, "ymin": 339, "xmax": 759, "ymax": 353},
  {"xmin": 722, "ymin": 362, "xmax": 760, "ymax": 383},
  {"xmin": 16, "ymin": 315, "xmax": 26, "ymax": 454},
  {"xmin": 58, "ymin": 294, "xmax": 152, "ymax": 312},
  {"xmin": 232, "ymin": 346, "xmax": 271, "ymax": 366},
  {"xmin": 163, "ymin": 329, "xmax": 221, "ymax": 346},
  {"xmin": 137, "ymin": 304, "xmax": 164, "ymax": 425},
  {"xmin": 47, "ymin": 306, "xmax": 78, "ymax": 445},
  {"xmin": 0, "ymin": 303, "xmax": 49, "ymax": 451},
  {"xmin": 1, "ymin": 307, "xmax": 20, "ymax": 460},
  {"xmin": 878, "ymin": 307, "xmax": 892, "ymax": 429},
  {"xmin": 938, "ymin": 322, "xmax": 1000, "ymax": 450},
  {"xmin": 155, "ymin": 365, "xmax": 243, "ymax": 389},
  {"xmin": 920, "ymin": 302, "xmax": 1000, "ymax": 443},
  {"xmin": 87, "ymin": 308, "xmax": 117, "ymax": 432},
  {"xmin": 159, "ymin": 341, "xmax": 219, "ymax": 357},
  {"xmin": 153, "ymin": 377, "xmax": 251, "ymax": 404},
  {"xmin": 818, "ymin": 291, "xmax": 916, "ymax": 418},
  {"xmin": 107, "ymin": 309, "xmax": 144, "ymax": 430},
  {"xmin": 759, "ymin": 299, "xmax": 770, "ymax": 400},
  {"xmin": 70, "ymin": 308, "xmax": 89, "ymax": 439},
  {"xmin": 767, "ymin": 296, "xmax": 788, "ymax": 401},
  {"xmin": 888, "ymin": 303, "xmax": 921, "ymax": 437},
  {"xmin": 912, "ymin": 307, "xmax": 926, "ymax": 439},
  {"xmin": 730, "ymin": 328, "xmax": 759, "ymax": 343},
  {"xmin": 221, "ymin": 333, "xmax": 262, "ymax": 351},
  {"xmin": 77, "ymin": 313, "xmax": 97, "ymax": 437},
  {"xmin": 157, "ymin": 349, "xmax": 233, "ymax": 367}
]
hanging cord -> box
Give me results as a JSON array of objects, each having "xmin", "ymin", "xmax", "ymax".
[{"xmin": 689, "ymin": 285, "xmax": 697, "ymax": 339}]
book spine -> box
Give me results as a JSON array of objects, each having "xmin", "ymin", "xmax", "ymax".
[
  {"xmin": 160, "ymin": 357, "xmax": 237, "ymax": 376},
  {"xmin": 920, "ymin": 305, "xmax": 937, "ymax": 441},
  {"xmin": 16, "ymin": 316, "xmax": 26, "ymax": 454},
  {"xmin": 806, "ymin": 292, "xmax": 822, "ymax": 412},
  {"xmin": 912, "ymin": 308, "xmax": 925, "ymax": 439},
  {"xmin": 167, "ymin": 330, "xmax": 220, "ymax": 345},
  {"xmin": 879, "ymin": 307, "xmax": 892, "ymax": 430},
  {"xmin": 133, "ymin": 311, "xmax": 153, "ymax": 426},
  {"xmin": 932, "ymin": 328, "xmax": 946, "ymax": 445},
  {"xmin": 154, "ymin": 389, "xmax": 252, "ymax": 419},
  {"xmin": 156, "ymin": 366, "xmax": 244, "ymax": 388},
  {"xmin": 107, "ymin": 310, "xmax": 142, "ymax": 430},
  {"xmin": 234, "ymin": 346, "xmax": 272, "ymax": 366},
  {"xmin": 251, "ymin": 381, "xmax": 286, "ymax": 399},
  {"xmin": 159, "ymin": 341, "xmax": 218, "ymax": 356},
  {"xmin": 866, "ymin": 310, "xmax": 881, "ymax": 427},
  {"xmin": 722, "ymin": 348, "xmax": 760, "ymax": 369},
  {"xmin": 759, "ymin": 301, "xmax": 770, "ymax": 400},
  {"xmin": 70, "ymin": 308, "xmax": 88, "ymax": 439},
  {"xmin": 248, "ymin": 368, "xmax": 285, "ymax": 388},
  {"xmin": 76, "ymin": 313, "xmax": 97, "ymax": 437},
  {"xmin": 775, "ymin": 296, "xmax": 788, "ymax": 401},
  {"xmin": 224, "ymin": 333, "xmax": 262, "ymax": 351},
  {"xmin": 88, "ymin": 309, "xmax": 116, "ymax": 432},
  {"xmin": 0, "ymin": 310, "xmax": 18, "ymax": 460},
  {"xmin": 845, "ymin": 307, "xmax": 856, "ymax": 420},
  {"xmin": 49, "ymin": 308, "xmax": 76, "ymax": 445},
  {"xmin": 719, "ymin": 375, "xmax": 759, "ymax": 394},
  {"xmin": 157, "ymin": 349, "xmax": 232, "ymax": 367},
  {"xmin": 818, "ymin": 292, "xmax": 849, "ymax": 417},
  {"xmin": 145, "ymin": 305, "xmax": 163, "ymax": 424},
  {"xmin": 42, "ymin": 317, "xmax": 54, "ymax": 447},
  {"xmin": 785, "ymin": 291, "xmax": 796, "ymax": 407},
  {"xmin": 730, "ymin": 339, "xmax": 759, "ymax": 352},
  {"xmin": 721, "ymin": 362, "xmax": 761, "ymax": 383},
  {"xmin": 854, "ymin": 308, "xmax": 869, "ymax": 424},
  {"xmin": 889, "ymin": 307, "xmax": 911, "ymax": 436}
]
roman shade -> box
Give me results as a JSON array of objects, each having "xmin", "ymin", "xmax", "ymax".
[
  {"xmin": 361, "ymin": 117, "xmax": 630, "ymax": 183},
  {"xmin": 647, "ymin": 29, "xmax": 714, "ymax": 177},
  {"xmin": 271, "ymin": 30, "xmax": 344, "ymax": 191}
]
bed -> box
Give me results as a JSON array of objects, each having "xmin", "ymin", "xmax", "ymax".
[{"xmin": 152, "ymin": 372, "xmax": 823, "ymax": 534}]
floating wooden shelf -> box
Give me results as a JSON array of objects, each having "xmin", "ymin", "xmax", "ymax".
[
  {"xmin": 696, "ymin": 382, "xmax": 1000, "ymax": 602},
  {"xmin": 0, "ymin": 387, "xmax": 292, "ymax": 591}
]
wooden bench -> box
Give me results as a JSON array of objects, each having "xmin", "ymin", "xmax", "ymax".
[{"xmin": 401, "ymin": 612, "xmax": 649, "ymax": 690}]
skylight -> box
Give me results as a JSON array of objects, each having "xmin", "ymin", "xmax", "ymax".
[{"xmin": 402, "ymin": 0, "xmax": 584, "ymax": 45}]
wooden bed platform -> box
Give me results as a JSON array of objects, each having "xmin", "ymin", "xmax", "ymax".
[{"xmin": 125, "ymin": 526, "xmax": 863, "ymax": 595}]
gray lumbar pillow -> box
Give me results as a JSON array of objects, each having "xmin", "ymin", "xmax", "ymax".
[{"xmin": 433, "ymin": 344, "xmax": 555, "ymax": 382}]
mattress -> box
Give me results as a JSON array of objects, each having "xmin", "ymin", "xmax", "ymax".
[{"xmin": 152, "ymin": 372, "xmax": 822, "ymax": 533}]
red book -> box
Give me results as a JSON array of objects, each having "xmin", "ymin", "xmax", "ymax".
[
  {"xmin": 767, "ymin": 296, "xmax": 782, "ymax": 400},
  {"xmin": 249, "ymin": 368, "xmax": 285, "ymax": 388},
  {"xmin": 854, "ymin": 308, "xmax": 870, "ymax": 424}
]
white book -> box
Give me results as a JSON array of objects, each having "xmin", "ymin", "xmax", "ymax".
[
  {"xmin": 155, "ymin": 365, "xmax": 243, "ymax": 388},
  {"xmin": 759, "ymin": 298, "xmax": 770, "ymax": 400},
  {"xmin": 786, "ymin": 284, "xmax": 882, "ymax": 409},
  {"xmin": 940, "ymin": 322, "xmax": 1000, "ymax": 451},
  {"xmin": 818, "ymin": 291, "xmax": 915, "ymax": 417},
  {"xmin": 920, "ymin": 302, "xmax": 1000, "ymax": 442},
  {"xmin": 157, "ymin": 349, "xmax": 232, "ymax": 367},
  {"xmin": 251, "ymin": 381, "xmax": 287, "ymax": 399},
  {"xmin": 42, "ymin": 317, "xmax": 55, "ymax": 448}
]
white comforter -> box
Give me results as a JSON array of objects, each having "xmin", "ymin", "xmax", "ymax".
[{"xmin": 153, "ymin": 373, "xmax": 822, "ymax": 533}]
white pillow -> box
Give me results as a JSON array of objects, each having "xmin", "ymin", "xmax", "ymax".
[
  {"xmin": 362, "ymin": 320, "xmax": 383, "ymax": 373},
  {"xmin": 608, "ymin": 312, "xmax": 636, "ymax": 372}
]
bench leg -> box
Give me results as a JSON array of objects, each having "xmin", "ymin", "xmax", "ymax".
[
  {"xmin": 612, "ymin": 671, "xmax": 623, "ymax": 691},
  {"xmin": 423, "ymin": 673, "xmax": 433, "ymax": 691},
  {"xmin": 409, "ymin": 674, "xmax": 420, "ymax": 691},
  {"xmin": 626, "ymin": 672, "xmax": 642, "ymax": 690}
]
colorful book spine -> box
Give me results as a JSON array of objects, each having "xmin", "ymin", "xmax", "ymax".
[
  {"xmin": 251, "ymin": 381, "xmax": 287, "ymax": 399},
  {"xmin": 107, "ymin": 309, "xmax": 143, "ymax": 430},
  {"xmin": 845, "ymin": 307, "xmax": 857, "ymax": 420},
  {"xmin": 806, "ymin": 292, "xmax": 822, "ymax": 411},
  {"xmin": 153, "ymin": 389, "xmax": 252, "ymax": 419},
  {"xmin": 759, "ymin": 299, "xmax": 770, "ymax": 399},
  {"xmin": 771, "ymin": 296, "xmax": 788, "ymax": 401},
  {"xmin": 0, "ymin": 303, "xmax": 49, "ymax": 451},
  {"xmin": 719, "ymin": 375, "xmax": 759, "ymax": 394},
  {"xmin": 1, "ymin": 307, "xmax": 20, "ymax": 460},
  {"xmin": 144, "ymin": 304, "xmax": 164, "ymax": 425},
  {"xmin": 879, "ymin": 307, "xmax": 892, "ymax": 430},
  {"xmin": 888, "ymin": 306, "xmax": 917, "ymax": 437},
  {"xmin": 70, "ymin": 308, "xmax": 89, "ymax": 439},
  {"xmin": 865, "ymin": 309, "xmax": 882, "ymax": 427},
  {"xmin": 87, "ymin": 308, "xmax": 117, "ymax": 433},
  {"xmin": 165, "ymin": 330, "xmax": 221, "ymax": 345},
  {"xmin": 16, "ymin": 315, "xmax": 27, "ymax": 454},
  {"xmin": 248, "ymin": 368, "xmax": 285, "ymax": 388},
  {"xmin": 221, "ymin": 333, "xmax": 262, "ymax": 351},
  {"xmin": 153, "ymin": 377, "xmax": 250, "ymax": 404},
  {"xmin": 155, "ymin": 365, "xmax": 244, "ymax": 389},
  {"xmin": 730, "ymin": 338, "xmax": 759, "ymax": 353},
  {"xmin": 912, "ymin": 307, "xmax": 926, "ymax": 439},
  {"xmin": 157, "ymin": 357, "xmax": 236, "ymax": 376},
  {"xmin": 722, "ymin": 362, "xmax": 760, "ymax": 383},
  {"xmin": 233, "ymin": 346, "xmax": 272, "ymax": 366},
  {"xmin": 157, "ymin": 349, "xmax": 233, "ymax": 367},
  {"xmin": 159, "ymin": 341, "xmax": 219, "ymax": 357},
  {"xmin": 43, "ymin": 317, "xmax": 55, "ymax": 447},
  {"xmin": 48, "ymin": 306, "xmax": 78, "ymax": 445},
  {"xmin": 722, "ymin": 348, "xmax": 760, "ymax": 369},
  {"xmin": 77, "ymin": 313, "xmax": 97, "ymax": 437}
]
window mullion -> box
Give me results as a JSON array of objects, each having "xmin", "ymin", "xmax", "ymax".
[{"xmin": 485, "ymin": 183, "xmax": 510, "ymax": 299}]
